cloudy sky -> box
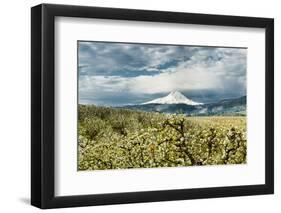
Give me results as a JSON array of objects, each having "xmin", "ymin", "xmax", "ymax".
[{"xmin": 78, "ymin": 41, "xmax": 247, "ymax": 106}]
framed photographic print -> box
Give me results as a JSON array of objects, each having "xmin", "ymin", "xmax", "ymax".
[{"xmin": 31, "ymin": 3, "xmax": 274, "ymax": 209}]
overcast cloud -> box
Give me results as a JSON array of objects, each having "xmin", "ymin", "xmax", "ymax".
[{"xmin": 78, "ymin": 41, "xmax": 247, "ymax": 106}]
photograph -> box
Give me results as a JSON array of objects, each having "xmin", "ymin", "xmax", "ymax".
[
  {"xmin": 78, "ymin": 41, "xmax": 247, "ymax": 171},
  {"xmin": 29, "ymin": 3, "xmax": 274, "ymax": 209}
]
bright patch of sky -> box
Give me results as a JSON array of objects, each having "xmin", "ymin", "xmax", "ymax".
[{"xmin": 78, "ymin": 41, "xmax": 247, "ymax": 106}]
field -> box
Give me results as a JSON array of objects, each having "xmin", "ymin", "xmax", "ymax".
[{"xmin": 78, "ymin": 105, "xmax": 247, "ymax": 171}]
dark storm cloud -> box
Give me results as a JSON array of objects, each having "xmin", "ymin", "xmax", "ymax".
[{"xmin": 78, "ymin": 42, "xmax": 197, "ymax": 77}]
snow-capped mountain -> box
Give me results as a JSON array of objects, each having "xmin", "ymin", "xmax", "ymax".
[
  {"xmin": 119, "ymin": 95, "xmax": 246, "ymax": 116},
  {"xmin": 142, "ymin": 91, "xmax": 203, "ymax": 105}
]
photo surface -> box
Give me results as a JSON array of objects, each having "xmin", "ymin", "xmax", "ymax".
[{"xmin": 78, "ymin": 41, "xmax": 247, "ymax": 171}]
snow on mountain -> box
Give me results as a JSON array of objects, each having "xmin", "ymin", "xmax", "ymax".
[{"xmin": 142, "ymin": 91, "xmax": 203, "ymax": 105}]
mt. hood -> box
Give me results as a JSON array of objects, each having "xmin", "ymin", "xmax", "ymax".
[{"xmin": 142, "ymin": 91, "xmax": 203, "ymax": 105}]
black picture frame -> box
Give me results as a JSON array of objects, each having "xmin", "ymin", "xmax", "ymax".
[{"xmin": 31, "ymin": 3, "xmax": 274, "ymax": 209}]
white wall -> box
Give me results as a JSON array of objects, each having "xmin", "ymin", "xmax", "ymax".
[{"xmin": 0, "ymin": 0, "xmax": 279, "ymax": 212}]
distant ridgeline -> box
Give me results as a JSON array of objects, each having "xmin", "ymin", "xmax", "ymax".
[{"xmin": 120, "ymin": 92, "xmax": 246, "ymax": 116}]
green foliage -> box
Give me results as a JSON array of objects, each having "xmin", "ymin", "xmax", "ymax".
[{"xmin": 78, "ymin": 105, "xmax": 247, "ymax": 170}]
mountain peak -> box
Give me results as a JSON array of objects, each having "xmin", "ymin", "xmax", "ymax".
[
  {"xmin": 142, "ymin": 91, "xmax": 203, "ymax": 105},
  {"xmin": 168, "ymin": 91, "xmax": 186, "ymax": 98},
  {"xmin": 170, "ymin": 90, "xmax": 181, "ymax": 95}
]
